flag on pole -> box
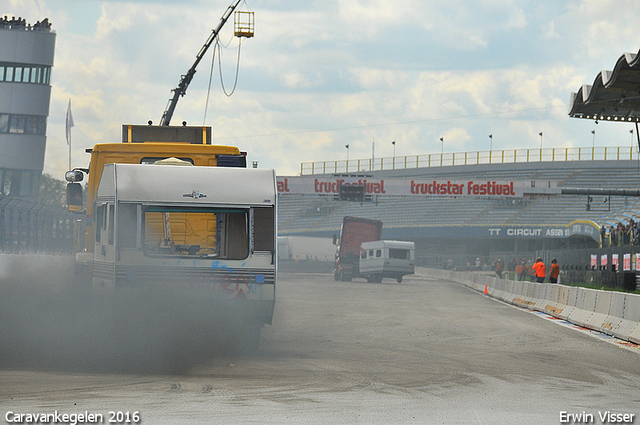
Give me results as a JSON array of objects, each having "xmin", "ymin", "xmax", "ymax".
[{"xmin": 65, "ymin": 99, "xmax": 74, "ymax": 145}]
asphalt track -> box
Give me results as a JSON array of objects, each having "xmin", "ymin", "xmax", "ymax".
[{"xmin": 2, "ymin": 271, "xmax": 640, "ymax": 424}]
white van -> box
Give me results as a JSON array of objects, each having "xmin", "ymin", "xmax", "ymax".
[{"xmin": 359, "ymin": 240, "xmax": 415, "ymax": 283}]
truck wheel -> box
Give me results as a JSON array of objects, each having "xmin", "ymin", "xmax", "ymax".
[
  {"xmin": 397, "ymin": 276, "xmax": 403, "ymax": 283},
  {"xmin": 375, "ymin": 275, "xmax": 383, "ymax": 283}
]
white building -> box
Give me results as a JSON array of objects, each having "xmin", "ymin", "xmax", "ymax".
[{"xmin": 0, "ymin": 17, "xmax": 55, "ymax": 197}]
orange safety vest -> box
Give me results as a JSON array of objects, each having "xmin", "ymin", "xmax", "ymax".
[
  {"xmin": 549, "ymin": 263, "xmax": 559, "ymax": 279},
  {"xmin": 532, "ymin": 261, "xmax": 546, "ymax": 278}
]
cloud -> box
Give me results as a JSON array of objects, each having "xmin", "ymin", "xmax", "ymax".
[{"xmin": 16, "ymin": 0, "xmax": 640, "ymax": 177}]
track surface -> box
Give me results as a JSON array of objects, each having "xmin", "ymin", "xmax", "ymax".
[{"xmin": 2, "ymin": 272, "xmax": 640, "ymax": 424}]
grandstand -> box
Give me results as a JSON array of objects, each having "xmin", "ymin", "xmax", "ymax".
[{"xmin": 278, "ymin": 149, "xmax": 640, "ymax": 267}]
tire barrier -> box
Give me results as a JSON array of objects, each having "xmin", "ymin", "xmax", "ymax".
[{"xmin": 422, "ymin": 268, "xmax": 640, "ymax": 345}]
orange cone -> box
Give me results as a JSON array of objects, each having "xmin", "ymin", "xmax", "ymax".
[{"xmin": 483, "ymin": 284, "xmax": 488, "ymax": 295}]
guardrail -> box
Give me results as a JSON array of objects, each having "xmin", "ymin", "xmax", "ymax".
[
  {"xmin": 424, "ymin": 267, "xmax": 640, "ymax": 344},
  {"xmin": 301, "ymin": 146, "xmax": 639, "ymax": 175}
]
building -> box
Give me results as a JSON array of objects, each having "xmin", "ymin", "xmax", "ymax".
[
  {"xmin": 0, "ymin": 16, "xmax": 55, "ymax": 197},
  {"xmin": 278, "ymin": 146, "xmax": 640, "ymax": 268}
]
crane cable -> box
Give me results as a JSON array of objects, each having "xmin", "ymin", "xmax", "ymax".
[
  {"xmin": 202, "ymin": 38, "xmax": 243, "ymax": 124},
  {"xmin": 202, "ymin": 38, "xmax": 217, "ymax": 124},
  {"xmin": 203, "ymin": 1, "xmax": 249, "ymax": 123},
  {"xmin": 218, "ymin": 36, "xmax": 243, "ymax": 97}
]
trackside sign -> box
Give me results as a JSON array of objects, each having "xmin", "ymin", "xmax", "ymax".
[{"xmin": 276, "ymin": 176, "xmax": 554, "ymax": 198}]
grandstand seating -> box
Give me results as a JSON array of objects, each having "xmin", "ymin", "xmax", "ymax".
[{"xmin": 278, "ymin": 158, "xmax": 640, "ymax": 236}]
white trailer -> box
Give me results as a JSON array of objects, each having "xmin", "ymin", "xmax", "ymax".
[
  {"xmin": 91, "ymin": 163, "xmax": 277, "ymax": 346},
  {"xmin": 359, "ymin": 240, "xmax": 415, "ymax": 283}
]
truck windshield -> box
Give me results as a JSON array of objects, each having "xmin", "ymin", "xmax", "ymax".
[{"xmin": 142, "ymin": 206, "xmax": 248, "ymax": 259}]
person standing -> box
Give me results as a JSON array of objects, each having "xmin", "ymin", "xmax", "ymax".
[
  {"xmin": 549, "ymin": 259, "xmax": 560, "ymax": 284},
  {"xmin": 495, "ymin": 258, "xmax": 504, "ymax": 279},
  {"xmin": 600, "ymin": 225, "xmax": 607, "ymax": 247},
  {"xmin": 532, "ymin": 257, "xmax": 546, "ymax": 283},
  {"xmin": 515, "ymin": 260, "xmax": 524, "ymax": 281}
]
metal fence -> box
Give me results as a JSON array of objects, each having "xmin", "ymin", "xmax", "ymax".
[
  {"xmin": 0, "ymin": 196, "xmax": 76, "ymax": 254},
  {"xmin": 301, "ymin": 146, "xmax": 640, "ymax": 175}
]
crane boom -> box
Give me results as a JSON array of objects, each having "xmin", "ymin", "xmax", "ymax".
[{"xmin": 160, "ymin": 0, "xmax": 242, "ymax": 126}]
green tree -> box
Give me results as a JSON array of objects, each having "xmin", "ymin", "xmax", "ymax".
[{"xmin": 38, "ymin": 173, "xmax": 67, "ymax": 207}]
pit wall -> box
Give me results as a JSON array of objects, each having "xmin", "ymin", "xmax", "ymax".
[{"xmin": 422, "ymin": 267, "xmax": 640, "ymax": 344}]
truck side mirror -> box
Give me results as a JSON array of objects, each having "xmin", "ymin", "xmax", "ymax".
[
  {"xmin": 332, "ymin": 234, "xmax": 338, "ymax": 245},
  {"xmin": 66, "ymin": 183, "xmax": 83, "ymax": 212}
]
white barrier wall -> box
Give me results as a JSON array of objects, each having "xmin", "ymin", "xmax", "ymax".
[{"xmin": 424, "ymin": 268, "xmax": 640, "ymax": 345}]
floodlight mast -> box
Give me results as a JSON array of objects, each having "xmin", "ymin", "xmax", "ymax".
[{"xmin": 160, "ymin": 0, "xmax": 243, "ymax": 126}]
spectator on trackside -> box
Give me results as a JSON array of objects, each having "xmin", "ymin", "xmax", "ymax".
[
  {"xmin": 532, "ymin": 257, "xmax": 546, "ymax": 283},
  {"xmin": 515, "ymin": 260, "xmax": 524, "ymax": 281},
  {"xmin": 549, "ymin": 258, "xmax": 560, "ymax": 283},
  {"xmin": 495, "ymin": 258, "xmax": 504, "ymax": 279}
]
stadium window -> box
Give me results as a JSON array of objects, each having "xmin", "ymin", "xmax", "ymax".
[
  {"xmin": 9, "ymin": 115, "xmax": 26, "ymax": 133},
  {"xmin": 19, "ymin": 171, "xmax": 31, "ymax": 197},
  {"xmin": 0, "ymin": 64, "xmax": 51, "ymax": 85},
  {"xmin": 7, "ymin": 171, "xmax": 20, "ymax": 196},
  {"xmin": 26, "ymin": 116, "xmax": 40, "ymax": 134},
  {"xmin": 0, "ymin": 115, "xmax": 45, "ymax": 135},
  {"xmin": 1, "ymin": 170, "xmax": 9, "ymax": 196}
]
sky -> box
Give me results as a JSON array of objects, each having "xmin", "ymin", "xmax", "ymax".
[{"xmin": 6, "ymin": 0, "xmax": 640, "ymax": 177}]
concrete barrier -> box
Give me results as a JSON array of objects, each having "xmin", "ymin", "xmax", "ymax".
[
  {"xmin": 584, "ymin": 290, "xmax": 612, "ymax": 332},
  {"xmin": 420, "ymin": 267, "xmax": 640, "ymax": 345},
  {"xmin": 606, "ymin": 292, "xmax": 640, "ymax": 343}
]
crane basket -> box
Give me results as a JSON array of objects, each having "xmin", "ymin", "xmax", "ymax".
[{"xmin": 234, "ymin": 10, "xmax": 254, "ymax": 38}]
